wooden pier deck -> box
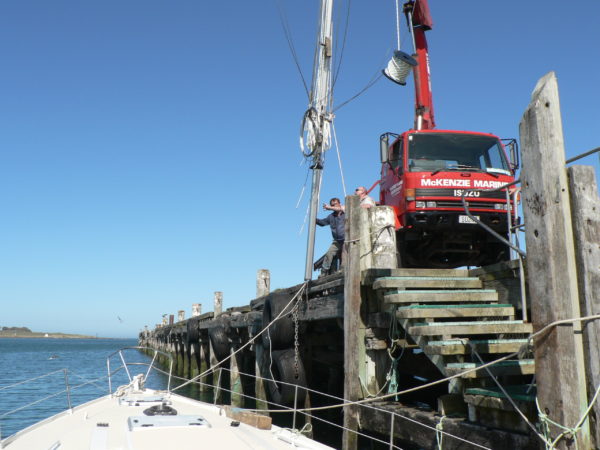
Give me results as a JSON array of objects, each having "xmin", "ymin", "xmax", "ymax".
[{"xmin": 139, "ymin": 74, "xmax": 600, "ymax": 450}]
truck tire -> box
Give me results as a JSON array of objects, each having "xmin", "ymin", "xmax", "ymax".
[
  {"xmin": 266, "ymin": 349, "xmax": 307, "ymax": 406},
  {"xmin": 262, "ymin": 292, "xmax": 295, "ymax": 350}
]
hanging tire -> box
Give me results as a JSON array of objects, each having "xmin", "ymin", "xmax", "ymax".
[
  {"xmin": 265, "ymin": 348, "xmax": 307, "ymax": 406},
  {"xmin": 208, "ymin": 325, "xmax": 230, "ymax": 362},
  {"xmin": 262, "ymin": 292, "xmax": 295, "ymax": 350},
  {"xmin": 186, "ymin": 318, "xmax": 200, "ymax": 345}
]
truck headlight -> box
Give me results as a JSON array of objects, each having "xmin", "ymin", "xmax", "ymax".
[
  {"xmin": 426, "ymin": 201, "xmax": 436, "ymax": 208},
  {"xmin": 416, "ymin": 201, "xmax": 426, "ymax": 208},
  {"xmin": 494, "ymin": 203, "xmax": 508, "ymax": 210}
]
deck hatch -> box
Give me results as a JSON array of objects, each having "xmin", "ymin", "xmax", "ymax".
[{"xmin": 127, "ymin": 415, "xmax": 211, "ymax": 431}]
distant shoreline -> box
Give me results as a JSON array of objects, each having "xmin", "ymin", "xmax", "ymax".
[{"xmin": 0, "ymin": 331, "xmax": 104, "ymax": 339}]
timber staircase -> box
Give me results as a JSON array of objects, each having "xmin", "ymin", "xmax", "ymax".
[{"xmin": 366, "ymin": 267, "xmax": 535, "ymax": 428}]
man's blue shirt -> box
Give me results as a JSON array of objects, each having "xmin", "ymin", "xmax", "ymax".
[{"xmin": 316, "ymin": 212, "xmax": 345, "ymax": 241}]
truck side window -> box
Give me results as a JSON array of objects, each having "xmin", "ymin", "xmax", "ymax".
[{"xmin": 390, "ymin": 139, "xmax": 403, "ymax": 172}]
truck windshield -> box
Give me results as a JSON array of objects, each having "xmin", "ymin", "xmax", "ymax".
[{"xmin": 408, "ymin": 133, "xmax": 510, "ymax": 174}]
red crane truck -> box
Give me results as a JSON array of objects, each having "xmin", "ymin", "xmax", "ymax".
[{"xmin": 379, "ymin": 0, "xmax": 519, "ymax": 268}]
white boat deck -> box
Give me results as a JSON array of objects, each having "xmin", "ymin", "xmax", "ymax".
[{"xmin": 2, "ymin": 388, "xmax": 332, "ymax": 450}]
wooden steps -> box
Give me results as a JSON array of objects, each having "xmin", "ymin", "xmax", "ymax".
[
  {"xmin": 408, "ymin": 320, "xmax": 532, "ymax": 337},
  {"xmin": 373, "ymin": 276, "xmax": 482, "ymax": 290},
  {"xmin": 445, "ymin": 360, "xmax": 535, "ymax": 378},
  {"xmin": 424, "ymin": 338, "xmax": 529, "ymax": 355},
  {"xmin": 368, "ymin": 265, "xmax": 535, "ymax": 427},
  {"xmin": 396, "ymin": 304, "xmax": 514, "ymax": 319},
  {"xmin": 384, "ymin": 289, "xmax": 498, "ymax": 304}
]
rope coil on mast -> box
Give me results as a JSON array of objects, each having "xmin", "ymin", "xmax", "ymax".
[{"xmin": 300, "ymin": 107, "xmax": 333, "ymax": 158}]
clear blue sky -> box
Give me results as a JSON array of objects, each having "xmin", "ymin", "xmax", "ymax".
[{"xmin": 1, "ymin": 1, "xmax": 598, "ymax": 338}]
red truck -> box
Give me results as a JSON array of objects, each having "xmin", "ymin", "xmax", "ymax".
[{"xmin": 379, "ymin": 0, "xmax": 519, "ymax": 268}]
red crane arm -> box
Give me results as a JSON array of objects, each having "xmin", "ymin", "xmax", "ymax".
[{"xmin": 407, "ymin": 0, "xmax": 435, "ymax": 130}]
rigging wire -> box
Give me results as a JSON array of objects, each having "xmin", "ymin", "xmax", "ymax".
[
  {"xmin": 333, "ymin": 69, "xmax": 385, "ymax": 112},
  {"xmin": 332, "ymin": 0, "xmax": 352, "ymax": 89},
  {"xmin": 331, "ymin": 122, "xmax": 347, "ymax": 197},
  {"xmin": 395, "ymin": 0, "xmax": 401, "ymax": 50},
  {"xmin": 274, "ymin": 0, "xmax": 310, "ymax": 99}
]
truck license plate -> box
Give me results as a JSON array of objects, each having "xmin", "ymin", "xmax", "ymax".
[{"xmin": 459, "ymin": 215, "xmax": 479, "ymax": 224}]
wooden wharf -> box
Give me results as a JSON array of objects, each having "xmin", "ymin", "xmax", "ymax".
[{"xmin": 140, "ymin": 73, "xmax": 599, "ymax": 450}]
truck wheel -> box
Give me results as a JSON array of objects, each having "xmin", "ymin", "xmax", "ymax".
[
  {"xmin": 266, "ymin": 348, "xmax": 307, "ymax": 406},
  {"xmin": 262, "ymin": 293, "xmax": 295, "ymax": 350}
]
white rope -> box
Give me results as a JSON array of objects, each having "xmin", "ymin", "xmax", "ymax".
[{"xmin": 300, "ymin": 108, "xmax": 332, "ymax": 158}]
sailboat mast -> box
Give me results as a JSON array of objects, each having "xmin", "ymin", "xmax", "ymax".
[{"xmin": 304, "ymin": 0, "xmax": 334, "ymax": 281}]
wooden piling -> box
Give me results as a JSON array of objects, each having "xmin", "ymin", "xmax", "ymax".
[
  {"xmin": 192, "ymin": 303, "xmax": 201, "ymax": 317},
  {"xmin": 519, "ymin": 71, "xmax": 590, "ymax": 449},
  {"xmin": 343, "ymin": 194, "xmax": 363, "ymax": 450},
  {"xmin": 214, "ymin": 292, "xmax": 223, "ymax": 316},
  {"xmin": 230, "ymin": 346, "xmax": 244, "ymax": 407},
  {"xmin": 369, "ymin": 206, "xmax": 398, "ymax": 269},
  {"xmin": 210, "ymin": 339, "xmax": 224, "ymax": 404},
  {"xmin": 567, "ymin": 165, "xmax": 600, "ymax": 448},
  {"xmin": 255, "ymin": 269, "xmax": 270, "ymax": 412},
  {"xmin": 199, "ymin": 336, "xmax": 211, "ymax": 393},
  {"xmin": 257, "ymin": 269, "xmax": 270, "ymax": 297}
]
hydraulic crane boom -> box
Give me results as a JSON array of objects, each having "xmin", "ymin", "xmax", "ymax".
[{"xmin": 405, "ymin": 0, "xmax": 435, "ymax": 130}]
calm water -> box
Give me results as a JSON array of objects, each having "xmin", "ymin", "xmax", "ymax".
[{"xmin": 0, "ymin": 337, "xmax": 171, "ymax": 439}]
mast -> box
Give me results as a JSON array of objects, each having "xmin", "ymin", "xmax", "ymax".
[{"xmin": 303, "ymin": 0, "xmax": 335, "ymax": 281}]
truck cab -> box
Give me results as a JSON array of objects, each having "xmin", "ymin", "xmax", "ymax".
[{"xmin": 380, "ymin": 129, "xmax": 518, "ymax": 267}]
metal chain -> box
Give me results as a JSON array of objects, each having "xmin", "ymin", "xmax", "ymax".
[{"xmin": 292, "ymin": 293, "xmax": 302, "ymax": 379}]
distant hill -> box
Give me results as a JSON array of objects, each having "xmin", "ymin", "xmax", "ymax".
[{"xmin": 0, "ymin": 327, "xmax": 97, "ymax": 339}]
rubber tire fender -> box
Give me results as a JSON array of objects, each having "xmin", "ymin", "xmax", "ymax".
[
  {"xmin": 186, "ymin": 318, "xmax": 200, "ymax": 345},
  {"xmin": 266, "ymin": 348, "xmax": 307, "ymax": 406},
  {"xmin": 208, "ymin": 325, "xmax": 230, "ymax": 362},
  {"xmin": 262, "ymin": 292, "xmax": 295, "ymax": 350}
]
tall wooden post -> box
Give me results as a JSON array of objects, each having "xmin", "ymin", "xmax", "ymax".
[
  {"xmin": 343, "ymin": 195, "xmax": 363, "ymax": 450},
  {"xmin": 255, "ymin": 270, "xmax": 270, "ymax": 411},
  {"xmin": 257, "ymin": 269, "xmax": 270, "ymax": 298},
  {"xmin": 519, "ymin": 71, "xmax": 590, "ymax": 449},
  {"xmin": 230, "ymin": 346, "xmax": 244, "ymax": 407},
  {"xmin": 192, "ymin": 303, "xmax": 202, "ymax": 317},
  {"xmin": 214, "ymin": 291, "xmax": 223, "ymax": 316},
  {"xmin": 568, "ymin": 165, "xmax": 600, "ymax": 448}
]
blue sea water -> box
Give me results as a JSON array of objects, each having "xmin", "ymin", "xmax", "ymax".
[{"xmin": 0, "ymin": 337, "xmax": 169, "ymax": 439}]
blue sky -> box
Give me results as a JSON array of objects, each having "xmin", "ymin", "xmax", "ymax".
[{"xmin": 1, "ymin": 1, "xmax": 598, "ymax": 338}]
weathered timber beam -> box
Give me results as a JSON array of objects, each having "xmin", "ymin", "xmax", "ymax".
[
  {"xmin": 359, "ymin": 401, "xmax": 537, "ymax": 450},
  {"xmin": 519, "ymin": 71, "xmax": 590, "ymax": 449}
]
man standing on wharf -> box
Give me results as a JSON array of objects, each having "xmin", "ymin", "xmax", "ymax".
[{"xmin": 316, "ymin": 197, "xmax": 345, "ymax": 276}]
